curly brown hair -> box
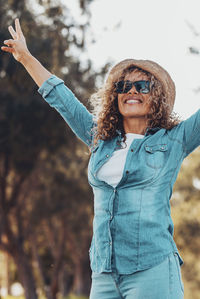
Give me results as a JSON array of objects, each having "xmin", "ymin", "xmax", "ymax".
[{"xmin": 89, "ymin": 65, "xmax": 182, "ymax": 148}]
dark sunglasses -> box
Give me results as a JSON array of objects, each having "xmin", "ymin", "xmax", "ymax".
[{"xmin": 114, "ymin": 80, "xmax": 151, "ymax": 94}]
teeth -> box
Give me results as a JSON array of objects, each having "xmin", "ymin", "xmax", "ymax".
[{"xmin": 126, "ymin": 99, "xmax": 141, "ymax": 104}]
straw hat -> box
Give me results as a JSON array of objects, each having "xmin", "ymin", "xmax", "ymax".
[{"xmin": 106, "ymin": 59, "xmax": 176, "ymax": 114}]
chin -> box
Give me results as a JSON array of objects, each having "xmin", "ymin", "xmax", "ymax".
[{"xmin": 122, "ymin": 112, "xmax": 148, "ymax": 118}]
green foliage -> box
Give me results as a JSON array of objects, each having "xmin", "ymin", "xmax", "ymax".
[{"xmin": 172, "ymin": 148, "xmax": 200, "ymax": 299}]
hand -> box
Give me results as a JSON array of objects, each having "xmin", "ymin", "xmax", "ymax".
[{"xmin": 1, "ymin": 18, "xmax": 31, "ymax": 63}]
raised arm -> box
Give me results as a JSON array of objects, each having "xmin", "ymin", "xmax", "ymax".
[
  {"xmin": 1, "ymin": 18, "xmax": 95, "ymax": 147},
  {"xmin": 168, "ymin": 109, "xmax": 200, "ymax": 157}
]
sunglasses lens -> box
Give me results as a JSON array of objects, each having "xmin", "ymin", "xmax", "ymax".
[
  {"xmin": 123, "ymin": 81, "xmax": 133, "ymax": 93},
  {"xmin": 115, "ymin": 80, "xmax": 150, "ymax": 94},
  {"xmin": 134, "ymin": 81, "xmax": 150, "ymax": 93},
  {"xmin": 115, "ymin": 81, "xmax": 129, "ymax": 93},
  {"xmin": 115, "ymin": 81, "xmax": 133, "ymax": 93},
  {"xmin": 115, "ymin": 81, "xmax": 124, "ymax": 93}
]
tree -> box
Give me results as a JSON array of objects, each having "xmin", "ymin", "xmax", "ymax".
[
  {"xmin": 172, "ymin": 149, "xmax": 200, "ymax": 299},
  {"xmin": 0, "ymin": 0, "xmax": 109, "ymax": 298}
]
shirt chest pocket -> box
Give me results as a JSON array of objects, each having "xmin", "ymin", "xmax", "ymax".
[{"xmin": 144, "ymin": 144, "xmax": 168, "ymax": 169}]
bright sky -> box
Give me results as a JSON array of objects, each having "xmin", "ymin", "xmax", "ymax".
[{"xmin": 66, "ymin": 0, "xmax": 200, "ymax": 119}]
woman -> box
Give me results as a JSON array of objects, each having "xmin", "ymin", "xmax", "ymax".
[{"xmin": 2, "ymin": 18, "xmax": 200, "ymax": 299}]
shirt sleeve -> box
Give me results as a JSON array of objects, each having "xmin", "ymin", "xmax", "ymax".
[
  {"xmin": 38, "ymin": 75, "xmax": 95, "ymax": 147},
  {"xmin": 169, "ymin": 109, "xmax": 200, "ymax": 157}
]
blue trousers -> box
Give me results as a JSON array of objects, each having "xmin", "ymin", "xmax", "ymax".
[{"xmin": 89, "ymin": 252, "xmax": 184, "ymax": 299}]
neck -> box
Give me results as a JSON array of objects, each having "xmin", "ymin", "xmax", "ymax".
[{"xmin": 123, "ymin": 117, "xmax": 148, "ymax": 135}]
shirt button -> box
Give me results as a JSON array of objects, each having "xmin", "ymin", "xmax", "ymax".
[
  {"xmin": 126, "ymin": 170, "xmax": 129, "ymax": 174},
  {"xmin": 131, "ymin": 149, "xmax": 134, "ymax": 152},
  {"xmin": 109, "ymin": 241, "xmax": 112, "ymax": 246},
  {"xmin": 106, "ymin": 154, "xmax": 109, "ymax": 158},
  {"xmin": 110, "ymin": 215, "xmax": 113, "ymax": 220},
  {"xmin": 114, "ymin": 188, "xmax": 116, "ymax": 193}
]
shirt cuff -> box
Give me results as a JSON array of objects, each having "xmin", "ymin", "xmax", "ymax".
[{"xmin": 38, "ymin": 75, "xmax": 64, "ymax": 97}]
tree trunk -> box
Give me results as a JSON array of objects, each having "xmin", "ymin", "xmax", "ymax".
[
  {"xmin": 59, "ymin": 266, "xmax": 73, "ymax": 298},
  {"xmin": 31, "ymin": 238, "xmax": 53, "ymax": 299},
  {"xmin": 5, "ymin": 253, "xmax": 11, "ymax": 295},
  {"xmin": 50, "ymin": 250, "xmax": 65, "ymax": 299},
  {"xmin": 73, "ymin": 258, "xmax": 87, "ymax": 296},
  {"xmin": 12, "ymin": 248, "xmax": 38, "ymax": 299},
  {"xmin": 82, "ymin": 254, "xmax": 92, "ymax": 296}
]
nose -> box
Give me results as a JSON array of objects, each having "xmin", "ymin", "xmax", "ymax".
[{"xmin": 128, "ymin": 85, "xmax": 138, "ymax": 94}]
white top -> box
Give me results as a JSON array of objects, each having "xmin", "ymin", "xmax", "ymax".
[{"xmin": 96, "ymin": 133, "xmax": 144, "ymax": 187}]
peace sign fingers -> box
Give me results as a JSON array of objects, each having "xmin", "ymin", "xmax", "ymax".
[
  {"xmin": 8, "ymin": 18, "xmax": 24, "ymax": 41},
  {"xmin": 8, "ymin": 25, "xmax": 17, "ymax": 40},
  {"xmin": 2, "ymin": 18, "xmax": 29, "ymax": 63},
  {"xmin": 15, "ymin": 18, "xmax": 24, "ymax": 40}
]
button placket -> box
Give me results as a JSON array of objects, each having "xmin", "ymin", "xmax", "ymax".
[
  {"xmin": 108, "ymin": 186, "xmax": 117, "ymax": 268},
  {"xmin": 109, "ymin": 188, "xmax": 116, "ymax": 220}
]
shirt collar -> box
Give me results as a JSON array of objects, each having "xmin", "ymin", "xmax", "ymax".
[{"xmin": 144, "ymin": 127, "xmax": 161, "ymax": 136}]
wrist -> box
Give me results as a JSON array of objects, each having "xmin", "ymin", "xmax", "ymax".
[{"xmin": 19, "ymin": 51, "xmax": 33, "ymax": 66}]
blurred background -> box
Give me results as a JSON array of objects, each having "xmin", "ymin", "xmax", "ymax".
[{"xmin": 0, "ymin": 0, "xmax": 199, "ymax": 298}]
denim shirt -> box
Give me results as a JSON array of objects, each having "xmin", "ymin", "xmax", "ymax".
[{"xmin": 38, "ymin": 75, "xmax": 200, "ymax": 274}]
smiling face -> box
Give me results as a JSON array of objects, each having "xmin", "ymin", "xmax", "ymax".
[{"xmin": 117, "ymin": 70, "xmax": 152, "ymax": 119}]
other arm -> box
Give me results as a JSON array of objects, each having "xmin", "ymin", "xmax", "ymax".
[{"xmin": 169, "ymin": 109, "xmax": 200, "ymax": 157}]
